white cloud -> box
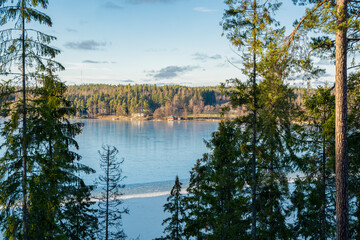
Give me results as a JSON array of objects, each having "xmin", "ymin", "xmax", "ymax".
[{"xmin": 194, "ymin": 7, "xmax": 216, "ymax": 13}]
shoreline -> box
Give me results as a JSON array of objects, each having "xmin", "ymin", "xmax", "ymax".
[{"xmin": 71, "ymin": 115, "xmax": 223, "ymax": 122}]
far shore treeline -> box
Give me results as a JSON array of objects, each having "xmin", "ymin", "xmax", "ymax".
[{"xmin": 64, "ymin": 84, "xmax": 306, "ymax": 119}]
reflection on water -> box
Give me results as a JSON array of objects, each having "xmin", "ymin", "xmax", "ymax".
[
  {"xmin": 75, "ymin": 119, "xmax": 219, "ymax": 186},
  {"xmin": 0, "ymin": 119, "xmax": 218, "ymax": 192}
]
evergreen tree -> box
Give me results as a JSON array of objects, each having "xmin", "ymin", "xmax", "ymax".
[
  {"xmin": 158, "ymin": 176, "xmax": 185, "ymax": 240},
  {"xmin": 221, "ymin": 3, "xmax": 319, "ymax": 236},
  {"xmin": 347, "ymin": 72, "xmax": 360, "ymax": 238},
  {"xmin": 0, "ymin": 0, "xmax": 63, "ymax": 238},
  {"xmin": 28, "ymin": 68, "xmax": 98, "ymax": 240},
  {"xmin": 291, "ymin": 87, "xmax": 336, "ymax": 240},
  {"xmin": 61, "ymin": 177, "xmax": 98, "ymax": 240},
  {"xmin": 96, "ymin": 145, "xmax": 128, "ymax": 240},
  {"xmin": 183, "ymin": 121, "xmax": 250, "ymax": 240},
  {"xmin": 182, "ymin": 159, "xmax": 208, "ymax": 239},
  {"xmin": 287, "ymin": 2, "xmax": 360, "ymax": 237},
  {"xmin": 222, "ymin": 1, "xmax": 282, "ymax": 237}
]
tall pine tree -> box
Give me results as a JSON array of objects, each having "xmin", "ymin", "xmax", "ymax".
[
  {"xmin": 222, "ymin": 1, "xmax": 282, "ymax": 237},
  {"xmin": 287, "ymin": 2, "xmax": 360, "ymax": 237},
  {"xmin": 0, "ymin": 0, "xmax": 63, "ymax": 238}
]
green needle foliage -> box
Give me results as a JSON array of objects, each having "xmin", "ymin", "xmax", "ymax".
[
  {"xmin": 287, "ymin": 1, "xmax": 360, "ymax": 237},
  {"xmin": 0, "ymin": 1, "xmax": 98, "ymax": 239},
  {"xmin": 290, "ymin": 0, "xmax": 360, "ymax": 66},
  {"xmin": 347, "ymin": 72, "xmax": 360, "ymax": 239},
  {"xmin": 61, "ymin": 177, "xmax": 98, "ymax": 240},
  {"xmin": 0, "ymin": 67, "xmax": 98, "ymax": 239},
  {"xmin": 183, "ymin": 121, "xmax": 250, "ymax": 240},
  {"xmin": 158, "ymin": 176, "xmax": 185, "ymax": 240},
  {"xmin": 0, "ymin": 0, "xmax": 63, "ymax": 238},
  {"xmin": 291, "ymin": 86, "xmax": 336, "ymax": 240},
  {"xmin": 222, "ymin": 2, "xmax": 284, "ymax": 238},
  {"xmin": 96, "ymin": 145, "xmax": 128, "ymax": 240},
  {"xmin": 221, "ymin": 1, "xmax": 319, "ymax": 238},
  {"xmin": 27, "ymin": 68, "xmax": 97, "ymax": 240}
]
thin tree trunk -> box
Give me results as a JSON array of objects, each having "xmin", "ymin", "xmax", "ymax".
[
  {"xmin": 270, "ymin": 156, "xmax": 274, "ymax": 240},
  {"xmin": 176, "ymin": 195, "xmax": 179, "ymax": 240},
  {"xmin": 21, "ymin": 0, "xmax": 28, "ymax": 239},
  {"xmin": 106, "ymin": 148, "xmax": 110, "ymax": 240},
  {"xmin": 321, "ymin": 133, "xmax": 327, "ymax": 240},
  {"xmin": 335, "ymin": 1, "xmax": 349, "ymax": 239},
  {"xmin": 251, "ymin": 1, "xmax": 258, "ymax": 239}
]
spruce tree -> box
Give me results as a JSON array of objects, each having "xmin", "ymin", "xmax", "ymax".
[
  {"xmin": 96, "ymin": 145, "xmax": 128, "ymax": 240},
  {"xmin": 222, "ymin": 1, "xmax": 282, "ymax": 237},
  {"xmin": 0, "ymin": 1, "xmax": 99, "ymax": 238},
  {"xmin": 28, "ymin": 68, "xmax": 98, "ymax": 239},
  {"xmin": 222, "ymin": 3, "xmax": 319, "ymax": 237},
  {"xmin": 347, "ymin": 72, "xmax": 360, "ymax": 238},
  {"xmin": 158, "ymin": 176, "xmax": 185, "ymax": 240},
  {"xmin": 61, "ymin": 177, "xmax": 98, "ymax": 240},
  {"xmin": 182, "ymin": 159, "xmax": 209, "ymax": 239},
  {"xmin": 291, "ymin": 86, "xmax": 336, "ymax": 240},
  {"xmin": 182, "ymin": 121, "xmax": 250, "ymax": 240},
  {"xmin": 0, "ymin": 0, "xmax": 62, "ymax": 238}
]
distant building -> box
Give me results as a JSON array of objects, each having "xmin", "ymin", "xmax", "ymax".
[
  {"xmin": 132, "ymin": 113, "xmax": 146, "ymax": 118},
  {"xmin": 167, "ymin": 115, "xmax": 176, "ymax": 121}
]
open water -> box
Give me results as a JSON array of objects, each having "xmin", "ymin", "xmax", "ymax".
[{"xmin": 76, "ymin": 119, "xmax": 218, "ymax": 188}]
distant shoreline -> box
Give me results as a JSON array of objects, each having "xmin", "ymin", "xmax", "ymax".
[{"xmin": 71, "ymin": 115, "xmax": 223, "ymax": 122}]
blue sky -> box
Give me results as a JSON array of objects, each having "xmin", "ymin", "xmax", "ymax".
[{"xmin": 41, "ymin": 0, "xmax": 334, "ymax": 87}]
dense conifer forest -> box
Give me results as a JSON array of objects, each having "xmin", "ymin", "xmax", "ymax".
[{"xmin": 65, "ymin": 84, "xmax": 306, "ymax": 119}]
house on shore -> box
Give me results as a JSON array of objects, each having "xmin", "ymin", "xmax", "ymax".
[
  {"xmin": 167, "ymin": 115, "xmax": 176, "ymax": 121},
  {"xmin": 132, "ymin": 112, "xmax": 146, "ymax": 118}
]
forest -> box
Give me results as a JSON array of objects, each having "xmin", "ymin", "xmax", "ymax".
[
  {"xmin": 0, "ymin": 0, "xmax": 359, "ymax": 240},
  {"xmin": 65, "ymin": 84, "xmax": 227, "ymax": 118},
  {"xmin": 65, "ymin": 84, "xmax": 305, "ymax": 120}
]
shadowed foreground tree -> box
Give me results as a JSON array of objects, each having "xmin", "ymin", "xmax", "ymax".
[
  {"xmin": 291, "ymin": 87, "xmax": 336, "ymax": 240},
  {"xmin": 287, "ymin": 1, "xmax": 360, "ymax": 237},
  {"xmin": 222, "ymin": 1, "xmax": 283, "ymax": 237},
  {"xmin": 347, "ymin": 72, "xmax": 360, "ymax": 238},
  {"xmin": 96, "ymin": 145, "xmax": 128, "ymax": 240},
  {"xmin": 182, "ymin": 121, "xmax": 250, "ymax": 240},
  {"xmin": 27, "ymin": 69, "xmax": 92, "ymax": 239},
  {"xmin": 11, "ymin": 68, "xmax": 97, "ymax": 239},
  {"xmin": 157, "ymin": 176, "xmax": 186, "ymax": 240},
  {"xmin": 219, "ymin": 29, "xmax": 314, "ymax": 238},
  {"xmin": 0, "ymin": 0, "xmax": 63, "ymax": 238}
]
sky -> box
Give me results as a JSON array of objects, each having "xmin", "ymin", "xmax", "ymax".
[{"xmin": 36, "ymin": 0, "xmax": 334, "ymax": 87}]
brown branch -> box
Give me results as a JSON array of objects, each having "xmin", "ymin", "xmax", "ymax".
[
  {"xmin": 226, "ymin": 57, "xmax": 242, "ymax": 71},
  {"xmin": 348, "ymin": 64, "xmax": 360, "ymax": 70},
  {"xmin": 285, "ymin": 0, "xmax": 329, "ymax": 49}
]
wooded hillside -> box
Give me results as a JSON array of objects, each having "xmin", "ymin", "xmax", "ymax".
[{"xmin": 65, "ymin": 84, "xmax": 306, "ymax": 119}]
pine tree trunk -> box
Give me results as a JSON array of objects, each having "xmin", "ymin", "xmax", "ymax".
[
  {"xmin": 335, "ymin": 1, "xmax": 349, "ymax": 239},
  {"xmin": 251, "ymin": 1, "xmax": 258, "ymax": 239},
  {"xmin": 21, "ymin": 0, "xmax": 28, "ymax": 239}
]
